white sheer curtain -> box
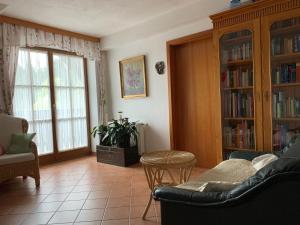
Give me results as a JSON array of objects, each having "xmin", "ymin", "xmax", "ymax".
[
  {"xmin": 53, "ymin": 53, "xmax": 88, "ymax": 151},
  {"xmin": 13, "ymin": 49, "xmax": 53, "ymax": 154}
]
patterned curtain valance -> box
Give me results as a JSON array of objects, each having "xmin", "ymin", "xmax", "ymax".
[{"xmin": 0, "ymin": 23, "xmax": 101, "ymax": 60}]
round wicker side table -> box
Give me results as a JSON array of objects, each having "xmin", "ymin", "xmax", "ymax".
[{"xmin": 140, "ymin": 150, "xmax": 196, "ymax": 219}]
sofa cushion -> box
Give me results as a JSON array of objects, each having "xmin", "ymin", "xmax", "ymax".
[
  {"xmin": 252, "ymin": 154, "xmax": 278, "ymax": 171},
  {"xmin": 7, "ymin": 133, "xmax": 36, "ymax": 154},
  {"xmin": 177, "ymin": 159, "xmax": 257, "ymax": 191},
  {"xmin": 0, "ymin": 153, "xmax": 35, "ymax": 166}
]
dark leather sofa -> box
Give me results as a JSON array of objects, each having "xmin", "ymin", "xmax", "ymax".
[{"xmin": 154, "ymin": 147, "xmax": 300, "ymax": 225}]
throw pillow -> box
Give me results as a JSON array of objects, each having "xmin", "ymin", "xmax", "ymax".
[
  {"xmin": 201, "ymin": 181, "xmax": 241, "ymax": 192},
  {"xmin": 252, "ymin": 154, "xmax": 278, "ymax": 171},
  {"xmin": 7, "ymin": 133, "xmax": 36, "ymax": 154},
  {"xmin": 0, "ymin": 145, "xmax": 5, "ymax": 155}
]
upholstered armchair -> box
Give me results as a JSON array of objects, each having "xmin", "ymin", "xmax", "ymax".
[{"xmin": 0, "ymin": 114, "xmax": 40, "ymax": 187}]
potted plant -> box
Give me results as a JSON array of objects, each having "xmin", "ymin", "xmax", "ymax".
[
  {"xmin": 91, "ymin": 124, "xmax": 110, "ymax": 146},
  {"xmin": 92, "ymin": 117, "xmax": 140, "ymax": 167},
  {"xmin": 106, "ymin": 118, "xmax": 138, "ymax": 148}
]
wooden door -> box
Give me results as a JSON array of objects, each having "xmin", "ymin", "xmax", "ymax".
[
  {"xmin": 213, "ymin": 19, "xmax": 263, "ymax": 159},
  {"xmin": 168, "ymin": 30, "xmax": 218, "ymax": 168},
  {"xmin": 261, "ymin": 8, "xmax": 300, "ymax": 151}
]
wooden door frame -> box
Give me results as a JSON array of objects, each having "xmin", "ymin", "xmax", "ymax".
[
  {"xmin": 167, "ymin": 30, "xmax": 213, "ymax": 150},
  {"xmin": 23, "ymin": 47, "xmax": 92, "ymax": 165},
  {"xmin": 261, "ymin": 8, "xmax": 300, "ymax": 151}
]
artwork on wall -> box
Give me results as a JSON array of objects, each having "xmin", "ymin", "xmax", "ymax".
[
  {"xmin": 155, "ymin": 61, "xmax": 165, "ymax": 75},
  {"xmin": 119, "ymin": 55, "xmax": 147, "ymax": 99}
]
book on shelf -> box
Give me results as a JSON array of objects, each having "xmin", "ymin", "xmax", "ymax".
[
  {"xmin": 222, "ymin": 68, "xmax": 253, "ymax": 88},
  {"xmin": 223, "ymin": 92, "xmax": 254, "ymax": 118},
  {"xmin": 223, "ymin": 121, "xmax": 254, "ymax": 149},
  {"xmin": 222, "ymin": 42, "xmax": 252, "ymax": 63},
  {"xmin": 271, "ymin": 34, "xmax": 300, "ymax": 56},
  {"xmin": 272, "ymin": 91, "xmax": 300, "ymax": 118},
  {"xmin": 272, "ymin": 63, "xmax": 300, "ymax": 84}
]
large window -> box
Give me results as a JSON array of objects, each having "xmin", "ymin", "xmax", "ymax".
[{"xmin": 13, "ymin": 48, "xmax": 89, "ymax": 156}]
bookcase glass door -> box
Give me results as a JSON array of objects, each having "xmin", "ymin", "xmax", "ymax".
[
  {"xmin": 271, "ymin": 17, "xmax": 300, "ymax": 151},
  {"xmin": 220, "ymin": 29, "xmax": 255, "ymax": 157}
]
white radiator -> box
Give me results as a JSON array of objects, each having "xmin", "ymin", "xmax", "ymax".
[{"xmin": 136, "ymin": 123, "xmax": 146, "ymax": 155}]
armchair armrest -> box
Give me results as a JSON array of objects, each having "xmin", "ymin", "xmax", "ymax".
[{"xmin": 30, "ymin": 141, "xmax": 38, "ymax": 159}]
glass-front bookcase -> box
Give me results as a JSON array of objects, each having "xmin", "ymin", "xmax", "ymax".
[
  {"xmin": 220, "ymin": 30, "xmax": 255, "ymax": 157},
  {"xmin": 270, "ymin": 17, "xmax": 300, "ymax": 151}
]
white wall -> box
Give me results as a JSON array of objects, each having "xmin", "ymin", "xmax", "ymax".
[{"xmin": 103, "ymin": 17, "xmax": 213, "ymax": 152}]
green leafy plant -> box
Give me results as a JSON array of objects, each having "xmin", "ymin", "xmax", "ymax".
[
  {"xmin": 91, "ymin": 124, "xmax": 110, "ymax": 146},
  {"xmin": 106, "ymin": 118, "xmax": 138, "ymax": 148}
]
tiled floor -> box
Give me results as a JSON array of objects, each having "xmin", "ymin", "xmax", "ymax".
[{"xmin": 0, "ymin": 156, "xmax": 205, "ymax": 225}]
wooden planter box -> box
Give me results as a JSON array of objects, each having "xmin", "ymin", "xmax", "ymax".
[{"xmin": 96, "ymin": 145, "xmax": 140, "ymax": 167}]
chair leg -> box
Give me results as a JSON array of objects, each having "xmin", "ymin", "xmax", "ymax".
[{"xmin": 35, "ymin": 177, "xmax": 40, "ymax": 187}]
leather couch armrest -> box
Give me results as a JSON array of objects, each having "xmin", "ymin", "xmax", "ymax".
[
  {"xmin": 153, "ymin": 186, "xmax": 228, "ymax": 207},
  {"xmin": 229, "ymin": 150, "xmax": 268, "ymax": 161}
]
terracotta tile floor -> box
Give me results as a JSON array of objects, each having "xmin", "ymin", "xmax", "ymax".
[{"xmin": 0, "ymin": 156, "xmax": 205, "ymax": 225}]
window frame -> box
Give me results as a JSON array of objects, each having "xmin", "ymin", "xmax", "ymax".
[{"xmin": 15, "ymin": 47, "xmax": 91, "ymax": 164}]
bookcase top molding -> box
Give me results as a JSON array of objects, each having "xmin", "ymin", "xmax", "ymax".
[{"xmin": 210, "ymin": 0, "xmax": 300, "ymax": 29}]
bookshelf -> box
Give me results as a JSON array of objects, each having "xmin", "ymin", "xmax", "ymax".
[
  {"xmin": 211, "ymin": 0, "xmax": 300, "ymax": 162},
  {"xmin": 270, "ymin": 16, "xmax": 300, "ymax": 151},
  {"xmin": 220, "ymin": 29, "xmax": 256, "ymax": 154}
]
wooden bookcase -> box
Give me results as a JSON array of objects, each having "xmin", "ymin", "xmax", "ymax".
[{"xmin": 210, "ymin": 0, "xmax": 300, "ymax": 161}]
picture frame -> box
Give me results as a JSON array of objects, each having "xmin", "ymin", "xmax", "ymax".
[{"xmin": 119, "ymin": 55, "xmax": 147, "ymax": 99}]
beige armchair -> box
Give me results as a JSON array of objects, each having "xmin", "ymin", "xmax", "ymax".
[{"xmin": 0, "ymin": 114, "xmax": 40, "ymax": 187}]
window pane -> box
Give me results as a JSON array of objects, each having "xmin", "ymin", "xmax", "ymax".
[
  {"xmin": 55, "ymin": 87, "xmax": 71, "ymax": 119},
  {"xmin": 15, "ymin": 50, "xmax": 30, "ymax": 86},
  {"xmin": 33, "ymin": 87, "xmax": 52, "ymax": 121},
  {"xmin": 73, "ymin": 118, "xmax": 87, "ymax": 147},
  {"xmin": 71, "ymin": 88, "xmax": 86, "ymax": 117},
  {"xmin": 30, "ymin": 51, "xmax": 50, "ymax": 86},
  {"xmin": 13, "ymin": 87, "xmax": 33, "ymax": 121},
  {"xmin": 56, "ymin": 119, "xmax": 73, "ymax": 151},
  {"xmin": 34, "ymin": 121, "xmax": 54, "ymax": 155},
  {"xmin": 53, "ymin": 54, "xmax": 69, "ymax": 87},
  {"xmin": 70, "ymin": 56, "xmax": 85, "ymax": 87}
]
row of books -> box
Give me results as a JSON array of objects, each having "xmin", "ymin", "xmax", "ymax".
[
  {"xmin": 273, "ymin": 125, "xmax": 298, "ymax": 151},
  {"xmin": 223, "ymin": 122, "xmax": 255, "ymax": 149},
  {"xmin": 272, "ymin": 92, "xmax": 300, "ymax": 118},
  {"xmin": 223, "ymin": 93, "xmax": 254, "ymax": 118},
  {"xmin": 272, "ymin": 63, "xmax": 300, "ymax": 84},
  {"xmin": 222, "ymin": 68, "xmax": 253, "ymax": 88},
  {"xmin": 222, "ymin": 42, "xmax": 252, "ymax": 63},
  {"xmin": 271, "ymin": 35, "xmax": 300, "ymax": 55},
  {"xmin": 271, "ymin": 17, "xmax": 300, "ymax": 30}
]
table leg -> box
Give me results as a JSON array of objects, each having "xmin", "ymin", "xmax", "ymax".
[{"xmin": 142, "ymin": 192, "xmax": 153, "ymax": 220}]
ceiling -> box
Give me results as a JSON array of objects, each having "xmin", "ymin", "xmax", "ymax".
[{"xmin": 0, "ymin": 0, "xmax": 219, "ymax": 38}]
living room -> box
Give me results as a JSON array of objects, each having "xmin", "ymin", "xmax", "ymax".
[{"xmin": 1, "ymin": 0, "xmax": 300, "ymax": 225}]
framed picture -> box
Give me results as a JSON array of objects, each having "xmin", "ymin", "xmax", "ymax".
[{"xmin": 119, "ymin": 55, "xmax": 147, "ymax": 99}]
